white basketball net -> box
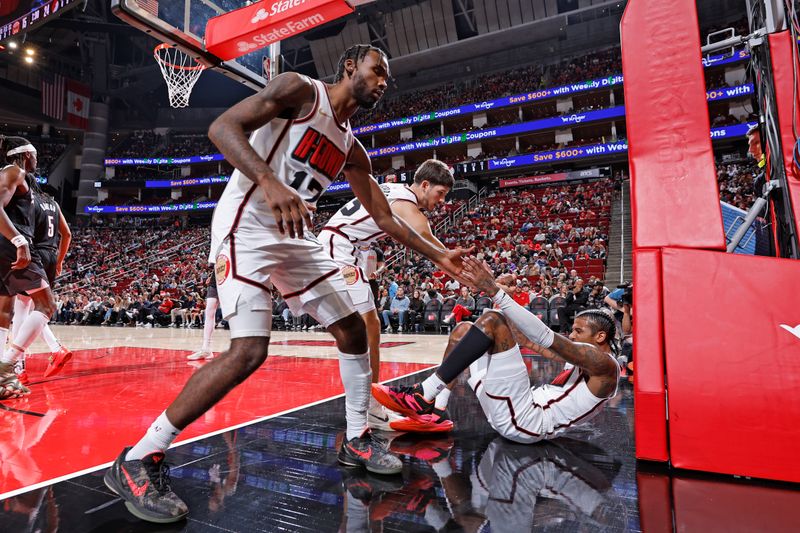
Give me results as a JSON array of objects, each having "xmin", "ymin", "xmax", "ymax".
[{"xmin": 154, "ymin": 44, "xmax": 206, "ymax": 108}]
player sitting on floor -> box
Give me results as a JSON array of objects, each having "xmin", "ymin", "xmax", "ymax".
[{"xmin": 372, "ymin": 257, "xmax": 619, "ymax": 443}]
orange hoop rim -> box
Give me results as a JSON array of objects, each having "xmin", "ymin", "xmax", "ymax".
[{"xmin": 153, "ymin": 43, "xmax": 206, "ymax": 72}]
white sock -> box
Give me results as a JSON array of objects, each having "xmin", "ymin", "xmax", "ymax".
[
  {"xmin": 421, "ymin": 373, "xmax": 447, "ymax": 400},
  {"xmin": 11, "ymin": 296, "xmax": 31, "ymax": 343},
  {"xmin": 1, "ymin": 345, "xmax": 23, "ymax": 364},
  {"xmin": 339, "ymin": 351, "xmax": 371, "ymax": 440},
  {"xmin": 434, "ymin": 388, "xmax": 451, "ymax": 409},
  {"xmin": 40, "ymin": 325, "xmax": 61, "ymax": 352},
  {"xmin": 126, "ymin": 411, "xmax": 181, "ymax": 461},
  {"xmin": 13, "ymin": 310, "xmax": 49, "ymax": 352},
  {"xmin": 0, "ymin": 327, "xmax": 8, "ymax": 353},
  {"xmin": 369, "ymin": 395, "xmax": 381, "ymax": 411},
  {"xmin": 202, "ymin": 298, "xmax": 218, "ymax": 352}
]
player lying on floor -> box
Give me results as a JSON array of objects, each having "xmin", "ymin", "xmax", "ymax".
[{"xmin": 372, "ymin": 257, "xmax": 619, "ymax": 443}]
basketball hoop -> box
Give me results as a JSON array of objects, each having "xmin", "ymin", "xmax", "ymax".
[{"xmin": 154, "ymin": 43, "xmax": 206, "ymax": 108}]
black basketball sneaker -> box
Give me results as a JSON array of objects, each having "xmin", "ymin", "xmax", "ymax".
[
  {"xmin": 104, "ymin": 447, "xmax": 188, "ymax": 523},
  {"xmin": 338, "ymin": 430, "xmax": 404, "ymax": 475}
]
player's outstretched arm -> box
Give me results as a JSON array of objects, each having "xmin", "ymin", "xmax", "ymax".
[
  {"xmin": 209, "ymin": 73, "xmax": 316, "ymax": 238},
  {"xmin": 390, "ymin": 200, "xmax": 446, "ymax": 249},
  {"xmin": 0, "ymin": 166, "xmax": 30, "ymax": 269},
  {"xmin": 344, "ymin": 140, "xmax": 470, "ymax": 281}
]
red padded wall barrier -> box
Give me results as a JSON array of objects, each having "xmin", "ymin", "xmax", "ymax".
[
  {"xmin": 768, "ymin": 31, "xmax": 800, "ymax": 232},
  {"xmin": 620, "ymin": 0, "xmax": 725, "ymax": 250},
  {"xmin": 633, "ymin": 249, "xmax": 669, "ymax": 461},
  {"xmin": 661, "ymin": 248, "xmax": 800, "ymax": 482}
]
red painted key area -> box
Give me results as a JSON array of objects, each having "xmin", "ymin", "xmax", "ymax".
[{"xmin": 0, "ymin": 346, "xmax": 430, "ymax": 497}]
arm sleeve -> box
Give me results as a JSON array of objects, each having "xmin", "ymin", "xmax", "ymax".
[{"xmin": 491, "ymin": 290, "xmax": 555, "ymax": 348}]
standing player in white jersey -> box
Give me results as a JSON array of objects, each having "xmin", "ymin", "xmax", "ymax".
[
  {"xmin": 104, "ymin": 45, "xmax": 470, "ymax": 524},
  {"xmin": 319, "ymin": 159, "xmax": 455, "ymax": 433},
  {"xmin": 372, "ymin": 258, "xmax": 619, "ymax": 443}
]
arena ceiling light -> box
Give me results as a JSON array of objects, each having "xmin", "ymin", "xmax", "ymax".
[
  {"xmin": 8, "ymin": 41, "xmax": 17, "ymax": 49},
  {"xmin": 24, "ymin": 56, "xmax": 33, "ymax": 64},
  {"xmin": 25, "ymin": 48, "xmax": 34, "ymax": 56}
]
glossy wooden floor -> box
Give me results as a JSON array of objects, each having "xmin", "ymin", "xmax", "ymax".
[{"xmin": 1, "ymin": 325, "xmax": 799, "ymax": 532}]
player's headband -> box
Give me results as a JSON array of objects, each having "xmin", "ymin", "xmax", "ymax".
[{"xmin": 7, "ymin": 144, "xmax": 36, "ymax": 157}]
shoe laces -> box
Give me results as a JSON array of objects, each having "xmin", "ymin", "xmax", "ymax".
[
  {"xmin": 145, "ymin": 459, "xmax": 173, "ymax": 494},
  {"xmin": 392, "ymin": 385, "xmax": 422, "ymax": 396}
]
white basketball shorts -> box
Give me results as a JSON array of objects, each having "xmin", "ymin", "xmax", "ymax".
[{"xmin": 210, "ymin": 192, "xmax": 356, "ymax": 338}]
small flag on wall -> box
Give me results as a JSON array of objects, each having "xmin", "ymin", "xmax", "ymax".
[
  {"xmin": 66, "ymin": 78, "xmax": 90, "ymax": 129},
  {"xmin": 41, "ymin": 73, "xmax": 65, "ymax": 120}
]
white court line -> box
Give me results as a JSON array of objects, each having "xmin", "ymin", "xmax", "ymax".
[{"xmin": 0, "ymin": 366, "xmax": 435, "ymax": 501}]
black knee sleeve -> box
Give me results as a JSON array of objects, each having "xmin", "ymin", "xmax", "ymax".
[{"xmin": 437, "ymin": 325, "xmax": 494, "ymax": 383}]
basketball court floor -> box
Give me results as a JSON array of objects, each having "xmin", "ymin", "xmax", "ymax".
[{"xmin": 1, "ymin": 325, "xmax": 797, "ymax": 531}]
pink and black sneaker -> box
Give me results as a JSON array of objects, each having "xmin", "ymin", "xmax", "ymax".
[{"xmin": 371, "ymin": 383, "xmax": 435, "ymax": 420}]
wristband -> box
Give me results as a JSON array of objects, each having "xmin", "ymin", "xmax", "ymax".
[{"xmin": 11, "ymin": 235, "xmax": 27, "ymax": 248}]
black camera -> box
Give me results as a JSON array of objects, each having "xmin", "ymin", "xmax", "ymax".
[{"xmin": 617, "ymin": 283, "xmax": 633, "ymax": 306}]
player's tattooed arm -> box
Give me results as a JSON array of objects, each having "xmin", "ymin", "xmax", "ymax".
[
  {"xmin": 345, "ymin": 140, "xmax": 471, "ymax": 281},
  {"xmin": 547, "ymin": 334, "xmax": 616, "ymax": 378}
]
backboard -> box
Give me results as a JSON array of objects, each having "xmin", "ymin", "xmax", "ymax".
[{"xmin": 111, "ymin": 0, "xmax": 280, "ymax": 91}]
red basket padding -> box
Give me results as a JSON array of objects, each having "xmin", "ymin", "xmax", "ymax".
[
  {"xmin": 662, "ymin": 247, "xmax": 800, "ymax": 482},
  {"xmin": 621, "ymin": 0, "xmax": 725, "ymax": 250}
]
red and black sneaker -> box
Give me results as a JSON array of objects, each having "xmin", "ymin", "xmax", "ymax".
[
  {"xmin": 104, "ymin": 447, "xmax": 188, "ymax": 523},
  {"xmin": 371, "ymin": 383, "xmax": 435, "ymax": 420},
  {"xmin": 338, "ymin": 430, "xmax": 403, "ymax": 475}
]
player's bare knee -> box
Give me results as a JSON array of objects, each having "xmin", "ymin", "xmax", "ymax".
[
  {"xmin": 329, "ymin": 313, "xmax": 368, "ymax": 353},
  {"xmin": 0, "ymin": 298, "xmax": 12, "ymax": 327},
  {"xmin": 227, "ymin": 337, "xmax": 269, "ymax": 380},
  {"xmin": 474, "ymin": 310, "xmax": 507, "ymax": 336},
  {"xmin": 31, "ymin": 291, "xmax": 56, "ymax": 317},
  {"xmin": 449, "ymin": 321, "xmax": 473, "ymax": 343}
]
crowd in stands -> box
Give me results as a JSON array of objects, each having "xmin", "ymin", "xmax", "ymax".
[
  {"xmin": 108, "ymin": 130, "xmax": 216, "ymax": 159},
  {"xmin": 108, "ymin": 130, "xmax": 163, "ymax": 158},
  {"xmin": 351, "ymin": 48, "xmax": 620, "ymax": 128},
  {"xmin": 36, "ymin": 139, "xmax": 68, "ymax": 172},
  {"xmin": 372, "ymin": 180, "xmax": 614, "ymax": 331},
  {"xmin": 53, "ymin": 178, "xmax": 617, "ymax": 340},
  {"xmin": 717, "ymin": 159, "xmax": 758, "ymax": 210}
]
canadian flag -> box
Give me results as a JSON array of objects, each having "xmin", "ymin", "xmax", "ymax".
[{"xmin": 66, "ymin": 79, "xmax": 90, "ymax": 129}]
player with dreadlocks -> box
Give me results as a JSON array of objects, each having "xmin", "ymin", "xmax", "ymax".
[
  {"xmin": 372, "ymin": 257, "xmax": 619, "ymax": 443},
  {"xmin": 0, "ymin": 136, "xmax": 58, "ymax": 400}
]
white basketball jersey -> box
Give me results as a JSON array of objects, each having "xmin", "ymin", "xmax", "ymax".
[
  {"xmin": 323, "ymin": 183, "xmax": 419, "ymax": 245},
  {"xmin": 214, "ymin": 77, "xmax": 354, "ymax": 222}
]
